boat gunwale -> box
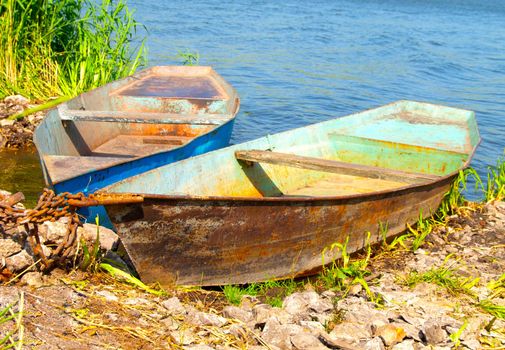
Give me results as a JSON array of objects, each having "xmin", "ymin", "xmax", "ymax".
[{"xmin": 100, "ymin": 165, "xmax": 461, "ymax": 205}]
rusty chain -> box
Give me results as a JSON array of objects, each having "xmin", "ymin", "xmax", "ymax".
[{"xmin": 0, "ymin": 189, "xmax": 96, "ymax": 271}]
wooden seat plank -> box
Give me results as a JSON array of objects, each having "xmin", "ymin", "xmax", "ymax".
[
  {"xmin": 235, "ymin": 150, "xmax": 441, "ymax": 185},
  {"xmin": 60, "ymin": 109, "xmax": 230, "ymax": 125},
  {"xmin": 44, "ymin": 155, "xmax": 130, "ymax": 184}
]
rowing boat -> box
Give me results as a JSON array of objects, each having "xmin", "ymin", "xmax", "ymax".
[
  {"xmin": 88, "ymin": 101, "xmax": 479, "ymax": 286},
  {"xmin": 33, "ymin": 66, "xmax": 240, "ymax": 222}
]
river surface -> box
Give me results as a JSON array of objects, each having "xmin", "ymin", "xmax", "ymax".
[{"xmin": 2, "ymin": 0, "xmax": 505, "ymax": 202}]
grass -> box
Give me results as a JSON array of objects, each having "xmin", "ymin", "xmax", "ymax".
[
  {"xmin": 400, "ymin": 255, "xmax": 479, "ymax": 297},
  {"xmin": 0, "ymin": 0, "xmax": 146, "ymax": 102},
  {"xmin": 477, "ymin": 299, "xmax": 505, "ymax": 320},
  {"xmin": 487, "ymin": 273, "xmax": 505, "ymax": 299},
  {"xmin": 318, "ymin": 233, "xmax": 381, "ymax": 303},
  {"xmin": 177, "ymin": 50, "xmax": 200, "ymax": 66},
  {"xmin": 485, "ymin": 155, "xmax": 505, "ymax": 202},
  {"xmin": 437, "ymin": 168, "xmax": 481, "ymax": 219},
  {"xmin": 407, "ymin": 210, "xmax": 433, "ymax": 252},
  {"xmin": 222, "ymin": 279, "xmax": 301, "ymax": 307},
  {"xmin": 0, "ymin": 292, "xmax": 24, "ymax": 349},
  {"xmin": 222, "ymin": 284, "xmax": 258, "ymax": 306},
  {"xmin": 449, "ymin": 320, "xmax": 468, "ymax": 349}
]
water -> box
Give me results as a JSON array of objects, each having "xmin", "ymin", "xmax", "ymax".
[
  {"xmin": 2, "ymin": 0, "xmax": 505, "ymax": 201},
  {"xmin": 130, "ymin": 0, "xmax": 505, "ymax": 171},
  {"xmin": 0, "ymin": 150, "xmax": 45, "ymax": 207}
]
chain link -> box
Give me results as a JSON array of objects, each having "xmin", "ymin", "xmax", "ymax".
[{"xmin": 0, "ymin": 189, "xmax": 94, "ymax": 271}]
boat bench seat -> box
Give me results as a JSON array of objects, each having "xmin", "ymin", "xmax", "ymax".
[
  {"xmin": 43, "ymin": 155, "xmax": 129, "ymax": 184},
  {"xmin": 235, "ymin": 150, "xmax": 441, "ymax": 185},
  {"xmin": 60, "ymin": 109, "xmax": 230, "ymax": 125},
  {"xmin": 91, "ymin": 135, "xmax": 191, "ymax": 158}
]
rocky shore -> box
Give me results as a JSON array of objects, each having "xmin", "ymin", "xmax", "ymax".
[
  {"xmin": 0, "ymin": 187, "xmax": 503, "ymax": 349},
  {"xmin": 0, "ymin": 96, "xmax": 45, "ymax": 149}
]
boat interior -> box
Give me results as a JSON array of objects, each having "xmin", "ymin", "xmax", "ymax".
[
  {"xmin": 105, "ymin": 101, "xmax": 479, "ymax": 199},
  {"xmin": 34, "ymin": 67, "xmax": 239, "ymax": 184}
]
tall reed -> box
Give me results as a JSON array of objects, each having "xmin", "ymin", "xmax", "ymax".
[{"xmin": 0, "ymin": 0, "xmax": 146, "ymax": 101}]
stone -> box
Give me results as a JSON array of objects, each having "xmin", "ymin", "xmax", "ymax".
[
  {"xmin": 79, "ymin": 223, "xmax": 119, "ymax": 250},
  {"xmin": 0, "ymin": 119, "xmax": 15, "ymax": 127},
  {"xmin": 390, "ymin": 321, "xmax": 422, "ymax": 342},
  {"xmin": 266, "ymin": 307, "xmax": 293, "ymax": 325},
  {"xmin": 253, "ymin": 303, "xmax": 273, "ymax": 327},
  {"xmin": 290, "ymin": 333, "xmax": 329, "ymax": 350},
  {"xmin": 183, "ymin": 345, "xmax": 214, "ymax": 350},
  {"xmin": 222, "ymin": 305, "xmax": 253, "ymax": 323},
  {"xmin": 261, "ymin": 323, "xmax": 303, "ymax": 350},
  {"xmin": 39, "ymin": 220, "xmax": 68, "ymax": 243},
  {"xmin": 321, "ymin": 290, "xmax": 336, "ymax": 299},
  {"xmin": 105, "ymin": 313, "xmax": 119, "ymax": 322},
  {"xmin": 364, "ymin": 337, "xmax": 386, "ymax": 350},
  {"xmin": 171, "ymin": 328, "xmax": 196, "ymax": 345},
  {"xmin": 308, "ymin": 297, "xmax": 333, "ymax": 314},
  {"xmin": 282, "ymin": 291, "xmax": 329, "ymax": 316},
  {"xmin": 422, "ymin": 319, "xmax": 447, "ymax": 345},
  {"xmin": 23, "ymin": 241, "xmax": 51, "ymax": 260},
  {"xmin": 370, "ymin": 318, "xmax": 389, "ymax": 334},
  {"xmin": 124, "ymin": 297, "xmax": 149, "ymax": 305},
  {"xmin": 19, "ymin": 271, "xmax": 45, "ymax": 288},
  {"xmin": 162, "ymin": 296, "xmax": 187, "ymax": 315},
  {"xmin": 461, "ymin": 339, "xmax": 481, "ymax": 350},
  {"xmin": 95, "ymin": 290, "xmax": 119, "ymax": 302},
  {"xmin": 374, "ymin": 324, "xmax": 407, "ymax": 346},
  {"xmin": 160, "ymin": 316, "xmax": 179, "ymax": 331},
  {"xmin": 4, "ymin": 95, "xmax": 29, "ymax": 107},
  {"xmin": 318, "ymin": 332, "xmax": 361, "ymax": 350},
  {"xmin": 348, "ymin": 283, "xmax": 363, "ymax": 296},
  {"xmin": 0, "ymin": 239, "xmax": 22, "ymax": 258},
  {"xmin": 5, "ymin": 250, "xmax": 33, "ymax": 272},
  {"xmin": 283, "ymin": 292, "xmax": 308, "ymax": 315},
  {"xmin": 228, "ymin": 323, "xmax": 246, "ymax": 338},
  {"xmin": 329, "ymin": 322, "xmax": 371, "ymax": 345},
  {"xmin": 185, "ymin": 309, "xmax": 227, "ymax": 327},
  {"xmin": 299, "ymin": 320, "xmax": 325, "ymax": 335},
  {"xmin": 240, "ymin": 295, "xmax": 260, "ymax": 309},
  {"xmin": 392, "ymin": 339, "xmax": 416, "ymax": 350}
]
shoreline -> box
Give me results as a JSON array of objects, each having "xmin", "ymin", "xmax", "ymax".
[
  {"xmin": 0, "ymin": 187, "xmax": 503, "ymax": 349},
  {"xmin": 0, "ymin": 95, "xmax": 44, "ymax": 150}
]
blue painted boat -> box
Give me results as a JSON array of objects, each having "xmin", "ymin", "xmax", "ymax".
[
  {"xmin": 71, "ymin": 100, "xmax": 479, "ymax": 286},
  {"xmin": 34, "ymin": 66, "xmax": 240, "ymax": 222}
]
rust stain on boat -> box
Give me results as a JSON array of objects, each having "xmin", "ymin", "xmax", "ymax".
[{"xmin": 107, "ymin": 177, "xmax": 454, "ymax": 286}]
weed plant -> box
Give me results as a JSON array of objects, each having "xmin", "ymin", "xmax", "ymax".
[
  {"xmin": 485, "ymin": 155, "xmax": 505, "ymax": 202},
  {"xmin": 177, "ymin": 50, "xmax": 200, "ymax": 66},
  {"xmin": 0, "ymin": 0, "xmax": 145, "ymax": 101},
  {"xmin": 222, "ymin": 279, "xmax": 300, "ymax": 307},
  {"xmin": 319, "ymin": 233, "xmax": 380, "ymax": 303}
]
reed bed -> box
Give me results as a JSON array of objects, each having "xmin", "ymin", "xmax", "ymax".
[{"xmin": 0, "ymin": 0, "xmax": 145, "ymax": 101}]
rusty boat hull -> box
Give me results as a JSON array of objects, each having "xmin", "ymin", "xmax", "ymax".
[{"xmin": 101, "ymin": 100, "xmax": 480, "ymax": 286}]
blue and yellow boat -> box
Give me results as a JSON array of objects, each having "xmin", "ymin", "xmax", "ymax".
[{"xmin": 34, "ymin": 66, "xmax": 240, "ymax": 221}]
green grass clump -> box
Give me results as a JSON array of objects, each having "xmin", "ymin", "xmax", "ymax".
[
  {"xmin": 222, "ymin": 279, "xmax": 300, "ymax": 308},
  {"xmin": 477, "ymin": 299, "xmax": 505, "ymax": 320},
  {"xmin": 319, "ymin": 233, "xmax": 380, "ymax": 303},
  {"xmin": 0, "ymin": 0, "xmax": 146, "ymax": 101},
  {"xmin": 485, "ymin": 156, "xmax": 505, "ymax": 202},
  {"xmin": 401, "ymin": 256, "xmax": 479, "ymax": 297},
  {"xmin": 222, "ymin": 284, "xmax": 259, "ymax": 305}
]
